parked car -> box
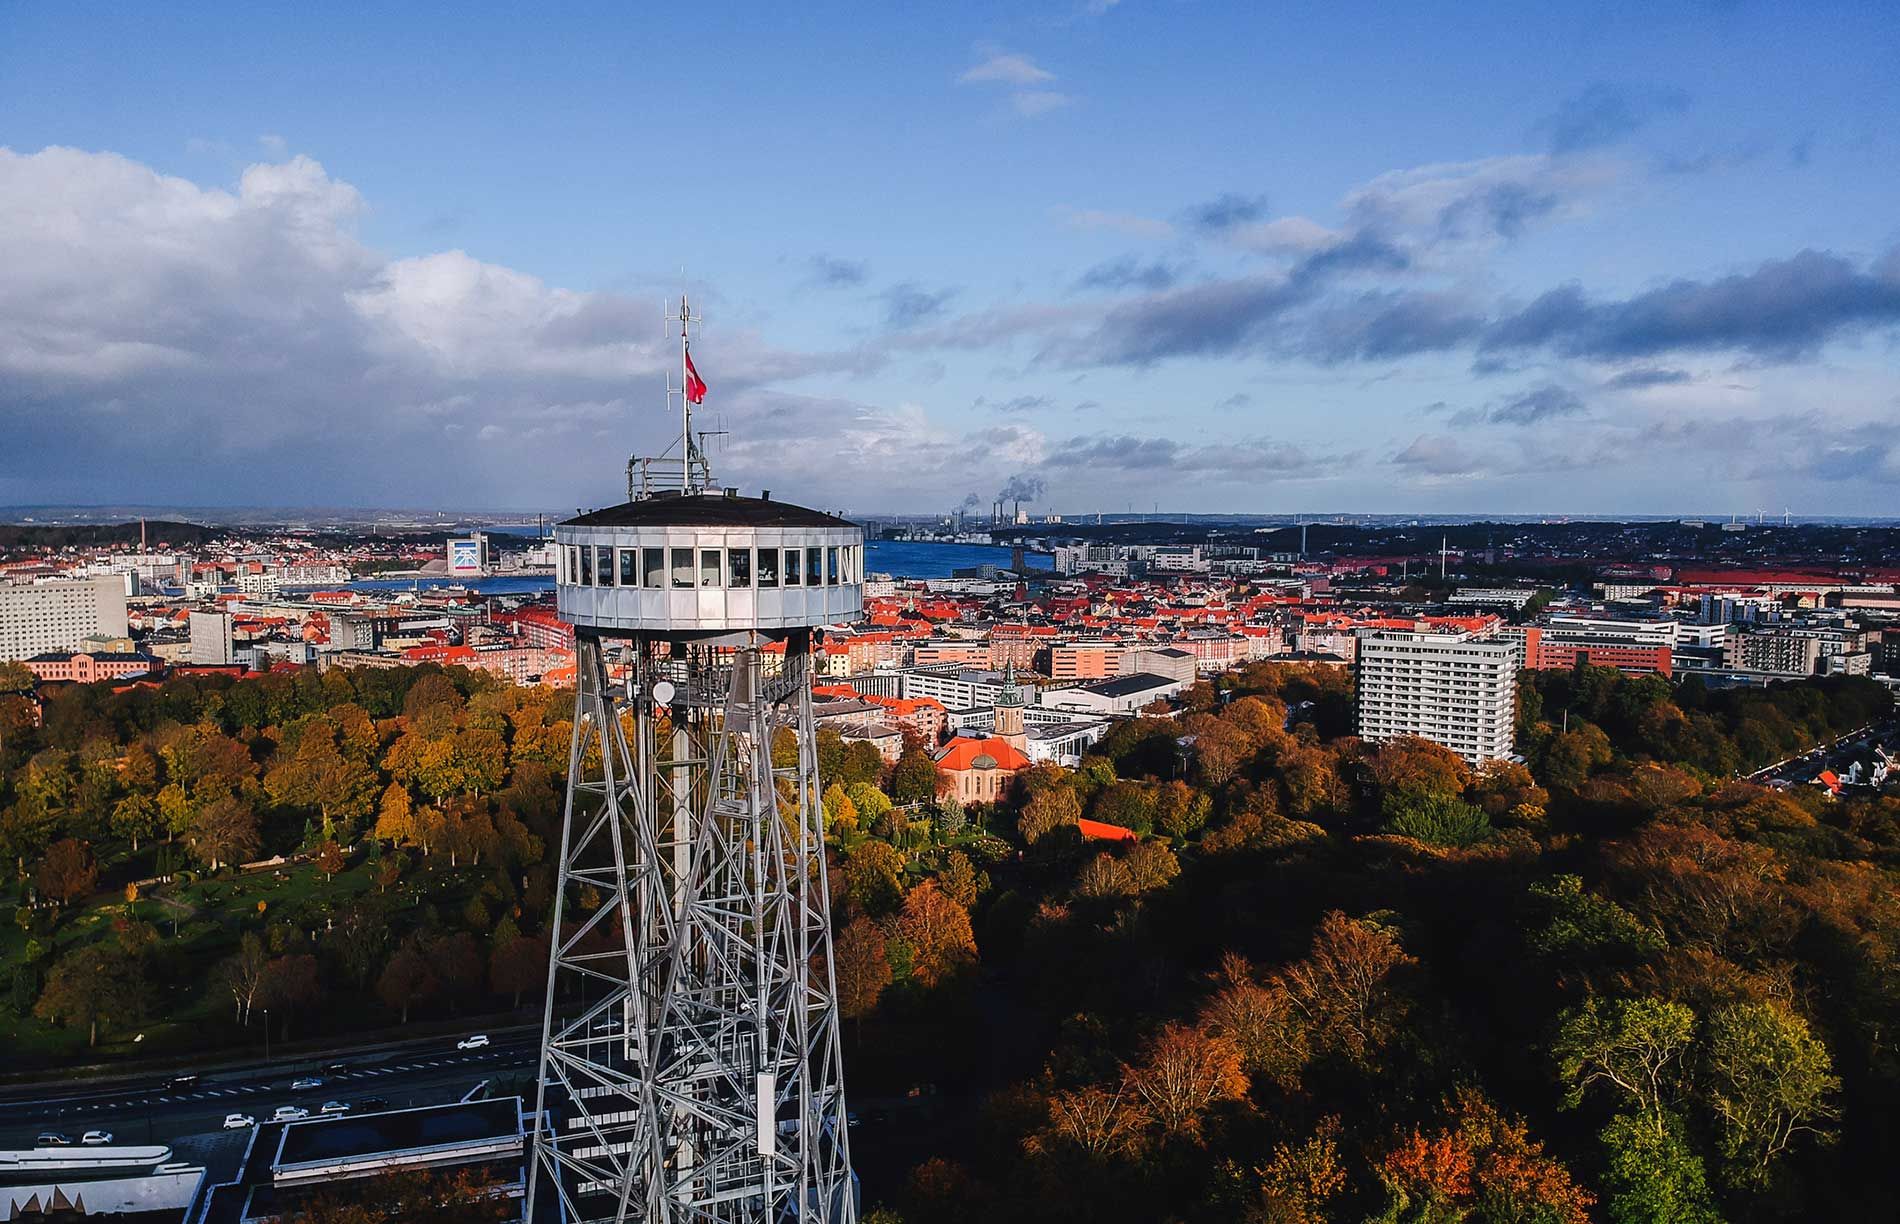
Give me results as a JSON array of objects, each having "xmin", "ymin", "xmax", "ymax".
[
  {"xmin": 319, "ymin": 1101, "xmax": 349, "ymax": 1115},
  {"xmin": 289, "ymin": 1076, "xmax": 323, "ymax": 1091},
  {"xmin": 456, "ymin": 1034, "xmax": 490, "ymax": 1050},
  {"xmin": 81, "ymin": 1131, "xmax": 113, "ymax": 1146},
  {"xmin": 272, "ymin": 1106, "xmax": 310, "ymax": 1122},
  {"xmin": 35, "ymin": 1133, "xmax": 70, "ymax": 1147},
  {"xmin": 223, "ymin": 1114, "xmax": 255, "ymax": 1130},
  {"xmin": 166, "ymin": 1074, "xmax": 200, "ymax": 1090}
]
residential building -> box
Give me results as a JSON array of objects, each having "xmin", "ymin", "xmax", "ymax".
[
  {"xmin": 1355, "ymin": 630, "xmax": 1516, "ymax": 766},
  {"xmin": 0, "ymin": 576, "xmax": 130, "ymax": 661},
  {"xmin": 189, "ymin": 609, "xmax": 236, "ymax": 665}
]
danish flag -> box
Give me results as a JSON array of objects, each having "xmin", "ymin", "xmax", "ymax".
[{"xmin": 684, "ymin": 348, "xmax": 708, "ymax": 404}]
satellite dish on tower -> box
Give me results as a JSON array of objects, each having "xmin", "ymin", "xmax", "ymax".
[{"xmin": 651, "ymin": 680, "xmax": 676, "ymax": 706}]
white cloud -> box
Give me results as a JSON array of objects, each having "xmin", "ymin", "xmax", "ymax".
[
  {"xmin": 958, "ymin": 48, "xmax": 1055, "ymax": 86},
  {"xmin": 958, "ymin": 46, "xmax": 1073, "ymax": 119}
]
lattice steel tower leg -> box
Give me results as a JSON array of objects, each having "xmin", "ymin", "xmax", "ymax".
[{"xmin": 530, "ymin": 633, "xmax": 857, "ymax": 1223}]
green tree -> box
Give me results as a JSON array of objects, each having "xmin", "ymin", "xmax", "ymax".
[
  {"xmin": 842, "ymin": 841, "xmax": 905, "ymax": 916},
  {"xmin": 1525, "ymin": 875, "xmax": 1663, "ymax": 964},
  {"xmin": 1554, "ymin": 996, "xmax": 1696, "ymax": 1132},
  {"xmin": 1703, "ymin": 1001, "xmax": 1839, "ymax": 1186},
  {"xmin": 1380, "ymin": 792, "xmax": 1492, "ymax": 848},
  {"xmin": 110, "ymin": 793, "xmax": 162, "ymax": 853},
  {"xmin": 34, "ymin": 944, "xmax": 148, "ymax": 1047},
  {"xmin": 889, "ymin": 750, "xmax": 943, "ymax": 805},
  {"xmin": 1598, "ymin": 1112, "xmax": 1723, "ymax": 1224},
  {"xmin": 846, "ymin": 783, "xmax": 893, "ymax": 826}
]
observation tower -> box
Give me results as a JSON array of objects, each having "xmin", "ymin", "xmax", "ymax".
[{"xmin": 529, "ymin": 300, "xmax": 860, "ymax": 1223}]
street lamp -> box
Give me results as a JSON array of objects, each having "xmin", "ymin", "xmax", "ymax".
[{"xmin": 263, "ymin": 1009, "xmax": 271, "ymax": 1063}]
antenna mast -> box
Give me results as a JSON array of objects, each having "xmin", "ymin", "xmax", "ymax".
[{"xmin": 628, "ymin": 295, "xmax": 715, "ymax": 500}]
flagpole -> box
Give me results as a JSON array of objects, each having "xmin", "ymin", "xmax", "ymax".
[{"xmin": 680, "ymin": 295, "xmax": 692, "ymax": 493}]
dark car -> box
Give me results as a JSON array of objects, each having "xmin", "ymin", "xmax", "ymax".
[
  {"xmin": 324, "ymin": 1061, "xmax": 350, "ymax": 1074},
  {"xmin": 167, "ymin": 1074, "xmax": 200, "ymax": 1090},
  {"xmin": 357, "ymin": 1096, "xmax": 389, "ymax": 1111}
]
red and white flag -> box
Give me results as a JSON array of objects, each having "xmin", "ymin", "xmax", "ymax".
[{"xmin": 685, "ymin": 348, "xmax": 708, "ymax": 404}]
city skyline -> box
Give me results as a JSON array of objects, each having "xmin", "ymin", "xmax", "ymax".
[{"xmin": 4, "ymin": 2, "xmax": 1899, "ymax": 516}]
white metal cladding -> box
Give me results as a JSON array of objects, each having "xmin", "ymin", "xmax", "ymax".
[{"xmin": 554, "ymin": 524, "xmax": 863, "ymax": 634}]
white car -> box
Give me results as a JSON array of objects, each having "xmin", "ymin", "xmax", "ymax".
[
  {"xmin": 319, "ymin": 1101, "xmax": 349, "ymax": 1115},
  {"xmin": 289, "ymin": 1076, "xmax": 323, "ymax": 1091},
  {"xmin": 272, "ymin": 1106, "xmax": 310, "ymax": 1122},
  {"xmin": 456, "ymin": 1034, "xmax": 490, "ymax": 1050},
  {"xmin": 223, "ymin": 1114, "xmax": 256, "ymax": 1130},
  {"xmin": 80, "ymin": 1131, "xmax": 113, "ymax": 1146}
]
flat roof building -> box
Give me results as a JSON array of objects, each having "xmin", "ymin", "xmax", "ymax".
[
  {"xmin": 1356, "ymin": 630, "xmax": 1516, "ymax": 766},
  {"xmin": 0, "ymin": 576, "xmax": 130, "ymax": 662}
]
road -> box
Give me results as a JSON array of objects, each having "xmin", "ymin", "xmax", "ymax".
[
  {"xmin": 1746, "ymin": 719, "xmax": 1895, "ymax": 789},
  {"xmin": 0, "ymin": 1030, "xmax": 540, "ymax": 1150}
]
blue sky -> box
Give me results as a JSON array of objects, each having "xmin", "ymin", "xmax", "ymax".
[{"xmin": 2, "ymin": 1, "xmax": 1897, "ymax": 516}]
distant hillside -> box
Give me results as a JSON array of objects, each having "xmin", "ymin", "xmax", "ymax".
[{"xmin": 0, "ymin": 520, "xmax": 224, "ymax": 550}]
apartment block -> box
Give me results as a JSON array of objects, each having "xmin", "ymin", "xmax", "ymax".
[
  {"xmin": 1356, "ymin": 630, "xmax": 1516, "ymax": 766},
  {"xmin": 0, "ymin": 577, "xmax": 130, "ymax": 661}
]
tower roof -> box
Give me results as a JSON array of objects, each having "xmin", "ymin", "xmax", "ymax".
[
  {"xmin": 997, "ymin": 660, "xmax": 1024, "ymax": 707},
  {"xmin": 563, "ymin": 493, "xmax": 852, "ymax": 530}
]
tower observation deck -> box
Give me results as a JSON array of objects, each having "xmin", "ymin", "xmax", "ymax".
[{"xmin": 529, "ymin": 299, "xmax": 861, "ymax": 1223}]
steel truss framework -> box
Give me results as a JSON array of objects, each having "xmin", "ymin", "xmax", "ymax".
[{"xmin": 529, "ymin": 631, "xmax": 856, "ymax": 1223}]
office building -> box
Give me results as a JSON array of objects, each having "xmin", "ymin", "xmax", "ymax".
[{"xmin": 1356, "ymin": 630, "xmax": 1516, "ymax": 766}]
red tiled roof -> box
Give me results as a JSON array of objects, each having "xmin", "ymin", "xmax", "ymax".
[
  {"xmin": 933, "ymin": 736, "xmax": 1031, "ymax": 772},
  {"xmin": 1077, "ymin": 818, "xmax": 1139, "ymax": 843}
]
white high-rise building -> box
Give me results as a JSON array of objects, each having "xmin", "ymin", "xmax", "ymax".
[
  {"xmin": 189, "ymin": 610, "xmax": 236, "ymax": 666},
  {"xmin": 0, "ymin": 577, "xmax": 130, "ymax": 661},
  {"xmin": 1356, "ymin": 630, "xmax": 1516, "ymax": 766}
]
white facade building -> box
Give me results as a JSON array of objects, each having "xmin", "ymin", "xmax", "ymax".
[
  {"xmin": 189, "ymin": 610, "xmax": 236, "ymax": 666},
  {"xmin": 0, "ymin": 576, "xmax": 130, "ymax": 661},
  {"xmin": 1356, "ymin": 630, "xmax": 1516, "ymax": 766}
]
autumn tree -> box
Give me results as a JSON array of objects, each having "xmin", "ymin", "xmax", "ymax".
[
  {"xmin": 1125, "ymin": 1023, "xmax": 1247, "ymax": 1141},
  {"xmin": 373, "ymin": 782, "xmax": 418, "ymax": 848},
  {"xmin": 1277, "ymin": 911, "xmax": 1416, "ymax": 1065},
  {"xmin": 377, "ymin": 944, "xmax": 440, "ymax": 1024},
  {"xmin": 1019, "ymin": 786, "xmax": 1082, "ymax": 844},
  {"xmin": 1037, "ymin": 1080, "xmax": 1150, "ymax": 1161},
  {"xmin": 887, "ymin": 880, "xmax": 977, "ymax": 989},
  {"xmin": 187, "ymin": 793, "xmax": 262, "ymax": 871},
  {"xmin": 1200, "ymin": 954, "xmax": 1309, "ymax": 1091},
  {"xmin": 1249, "ymin": 1117, "xmax": 1346, "ymax": 1224},
  {"xmin": 315, "ymin": 840, "xmax": 347, "ymax": 880},
  {"xmin": 821, "ymin": 782, "xmax": 859, "ymax": 833},
  {"xmin": 38, "ymin": 837, "xmax": 98, "ymax": 905},
  {"xmin": 834, "ymin": 916, "xmax": 892, "ymax": 1024}
]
